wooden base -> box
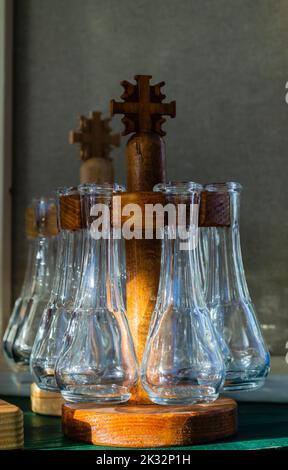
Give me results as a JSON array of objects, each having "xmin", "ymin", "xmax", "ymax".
[
  {"xmin": 31, "ymin": 383, "xmax": 64, "ymax": 416},
  {"xmin": 62, "ymin": 397, "xmax": 237, "ymax": 448},
  {"xmin": 0, "ymin": 399, "xmax": 24, "ymax": 449}
]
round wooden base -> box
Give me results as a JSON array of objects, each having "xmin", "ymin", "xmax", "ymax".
[
  {"xmin": 31, "ymin": 383, "xmax": 64, "ymax": 416},
  {"xmin": 62, "ymin": 397, "xmax": 237, "ymax": 448},
  {"xmin": 0, "ymin": 399, "xmax": 24, "ymax": 449}
]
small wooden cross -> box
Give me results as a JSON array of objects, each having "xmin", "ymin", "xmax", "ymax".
[
  {"xmin": 69, "ymin": 111, "xmax": 120, "ymax": 161},
  {"xmin": 110, "ymin": 75, "xmax": 176, "ymax": 136}
]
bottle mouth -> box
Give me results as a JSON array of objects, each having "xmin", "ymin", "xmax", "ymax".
[
  {"xmin": 78, "ymin": 183, "xmax": 126, "ymax": 195},
  {"xmin": 31, "ymin": 196, "xmax": 56, "ymax": 205},
  {"xmin": 154, "ymin": 181, "xmax": 203, "ymax": 194},
  {"xmin": 204, "ymin": 182, "xmax": 242, "ymax": 193},
  {"xmin": 55, "ymin": 186, "xmax": 79, "ymax": 197}
]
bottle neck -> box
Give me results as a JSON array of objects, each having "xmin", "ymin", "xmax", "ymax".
[
  {"xmin": 29, "ymin": 235, "xmax": 56, "ymax": 297},
  {"xmin": 160, "ymin": 226, "xmax": 205, "ymax": 311},
  {"xmin": 50, "ymin": 229, "xmax": 83, "ymax": 308},
  {"xmin": 20, "ymin": 239, "xmax": 37, "ymax": 297},
  {"xmin": 205, "ymin": 191, "xmax": 250, "ymax": 305},
  {"xmin": 76, "ymin": 228, "xmax": 124, "ymax": 312}
]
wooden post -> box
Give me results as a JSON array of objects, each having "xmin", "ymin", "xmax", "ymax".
[
  {"xmin": 62, "ymin": 76, "xmax": 237, "ymax": 447},
  {"xmin": 110, "ymin": 75, "xmax": 175, "ymax": 403},
  {"xmin": 69, "ymin": 111, "xmax": 120, "ymax": 183}
]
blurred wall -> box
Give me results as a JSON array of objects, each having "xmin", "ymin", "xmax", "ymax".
[{"xmin": 13, "ymin": 0, "xmax": 288, "ymax": 353}]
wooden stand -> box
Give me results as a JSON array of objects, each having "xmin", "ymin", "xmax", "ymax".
[
  {"xmin": 70, "ymin": 111, "xmax": 120, "ymax": 183},
  {"xmin": 31, "ymin": 383, "xmax": 64, "ymax": 417},
  {"xmin": 62, "ymin": 398, "xmax": 237, "ymax": 448},
  {"xmin": 62, "ymin": 75, "xmax": 238, "ymax": 447},
  {"xmin": 0, "ymin": 399, "xmax": 24, "ymax": 449}
]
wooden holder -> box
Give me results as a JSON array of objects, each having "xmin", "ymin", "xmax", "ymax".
[
  {"xmin": 62, "ymin": 398, "xmax": 237, "ymax": 448},
  {"xmin": 25, "ymin": 202, "xmax": 59, "ymax": 239},
  {"xmin": 80, "ymin": 157, "xmax": 114, "ymax": 184},
  {"xmin": 31, "ymin": 383, "xmax": 64, "ymax": 417},
  {"xmin": 0, "ymin": 399, "xmax": 24, "ymax": 449},
  {"xmin": 62, "ymin": 75, "xmax": 238, "ymax": 447},
  {"xmin": 199, "ymin": 191, "xmax": 231, "ymax": 227},
  {"xmin": 70, "ymin": 111, "xmax": 120, "ymax": 184}
]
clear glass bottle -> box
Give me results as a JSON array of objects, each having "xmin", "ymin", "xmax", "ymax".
[
  {"xmin": 141, "ymin": 182, "xmax": 225, "ymax": 405},
  {"xmin": 3, "ymin": 206, "xmax": 37, "ymax": 368},
  {"xmin": 12, "ymin": 198, "xmax": 58, "ymax": 368},
  {"xmin": 204, "ymin": 182, "xmax": 270, "ymax": 391},
  {"xmin": 55, "ymin": 183, "xmax": 138, "ymax": 403},
  {"xmin": 30, "ymin": 188, "xmax": 83, "ymax": 391}
]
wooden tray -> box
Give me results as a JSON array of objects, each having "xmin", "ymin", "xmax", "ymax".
[
  {"xmin": 0, "ymin": 399, "xmax": 24, "ymax": 449},
  {"xmin": 62, "ymin": 397, "xmax": 237, "ymax": 448}
]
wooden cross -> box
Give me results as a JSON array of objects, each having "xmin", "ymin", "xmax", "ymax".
[
  {"xmin": 110, "ymin": 75, "xmax": 176, "ymax": 136},
  {"xmin": 69, "ymin": 111, "xmax": 120, "ymax": 161}
]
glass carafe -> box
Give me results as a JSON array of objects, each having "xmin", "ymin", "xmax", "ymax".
[
  {"xmin": 55, "ymin": 183, "xmax": 138, "ymax": 403},
  {"xmin": 141, "ymin": 182, "xmax": 225, "ymax": 405},
  {"xmin": 3, "ymin": 204, "xmax": 38, "ymax": 368},
  {"xmin": 204, "ymin": 182, "xmax": 270, "ymax": 391},
  {"xmin": 12, "ymin": 198, "xmax": 58, "ymax": 369},
  {"xmin": 31, "ymin": 188, "xmax": 83, "ymax": 391}
]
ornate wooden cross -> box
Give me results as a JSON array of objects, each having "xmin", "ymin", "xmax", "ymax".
[
  {"xmin": 110, "ymin": 75, "xmax": 176, "ymax": 136},
  {"xmin": 69, "ymin": 111, "xmax": 120, "ymax": 161}
]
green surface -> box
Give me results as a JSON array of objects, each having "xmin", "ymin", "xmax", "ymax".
[{"xmin": 2, "ymin": 396, "xmax": 288, "ymax": 450}]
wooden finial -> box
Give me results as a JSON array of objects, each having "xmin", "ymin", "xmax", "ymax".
[
  {"xmin": 69, "ymin": 111, "xmax": 120, "ymax": 161},
  {"xmin": 111, "ymin": 75, "xmax": 176, "ymax": 136}
]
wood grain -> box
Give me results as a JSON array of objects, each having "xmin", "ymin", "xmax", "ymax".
[
  {"xmin": 25, "ymin": 206, "xmax": 37, "ymax": 239},
  {"xmin": 126, "ymin": 132, "xmax": 166, "ymax": 192},
  {"xmin": 110, "ymin": 75, "xmax": 175, "ymax": 136},
  {"xmin": 199, "ymin": 191, "xmax": 231, "ymax": 227},
  {"xmin": 31, "ymin": 382, "xmax": 64, "ymax": 417},
  {"xmin": 62, "ymin": 397, "xmax": 237, "ymax": 448},
  {"xmin": 59, "ymin": 193, "xmax": 82, "ymax": 231},
  {"xmin": 0, "ymin": 399, "xmax": 24, "ymax": 449}
]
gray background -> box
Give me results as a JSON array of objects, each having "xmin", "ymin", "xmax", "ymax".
[{"xmin": 13, "ymin": 0, "xmax": 288, "ymax": 354}]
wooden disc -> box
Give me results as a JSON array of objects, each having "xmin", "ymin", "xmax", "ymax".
[
  {"xmin": 62, "ymin": 398, "xmax": 237, "ymax": 448},
  {"xmin": 0, "ymin": 399, "xmax": 24, "ymax": 449},
  {"xmin": 31, "ymin": 382, "xmax": 64, "ymax": 416}
]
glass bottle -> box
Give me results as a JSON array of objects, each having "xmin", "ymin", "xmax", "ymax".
[
  {"xmin": 30, "ymin": 187, "xmax": 83, "ymax": 391},
  {"xmin": 3, "ymin": 204, "xmax": 38, "ymax": 368},
  {"xmin": 141, "ymin": 182, "xmax": 225, "ymax": 405},
  {"xmin": 12, "ymin": 198, "xmax": 58, "ymax": 368},
  {"xmin": 55, "ymin": 183, "xmax": 138, "ymax": 403},
  {"xmin": 204, "ymin": 182, "xmax": 270, "ymax": 391}
]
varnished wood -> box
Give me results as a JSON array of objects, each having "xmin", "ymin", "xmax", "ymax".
[
  {"xmin": 126, "ymin": 132, "xmax": 166, "ymax": 192},
  {"xmin": 26, "ymin": 202, "xmax": 58, "ymax": 238},
  {"xmin": 70, "ymin": 111, "xmax": 120, "ymax": 161},
  {"xmin": 70, "ymin": 111, "xmax": 119, "ymax": 184},
  {"xmin": 80, "ymin": 157, "xmax": 114, "ymax": 184},
  {"xmin": 199, "ymin": 191, "xmax": 231, "ymax": 227},
  {"xmin": 0, "ymin": 399, "xmax": 24, "ymax": 449},
  {"xmin": 25, "ymin": 206, "xmax": 37, "ymax": 239},
  {"xmin": 62, "ymin": 398, "xmax": 237, "ymax": 448},
  {"xmin": 30, "ymin": 382, "xmax": 64, "ymax": 417},
  {"xmin": 59, "ymin": 193, "xmax": 82, "ymax": 231},
  {"xmin": 110, "ymin": 76, "xmax": 175, "ymax": 402},
  {"xmin": 111, "ymin": 75, "xmax": 176, "ymax": 136}
]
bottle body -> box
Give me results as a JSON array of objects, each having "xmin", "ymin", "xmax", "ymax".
[
  {"xmin": 9, "ymin": 197, "xmax": 58, "ymax": 370},
  {"xmin": 3, "ymin": 238, "xmax": 36, "ymax": 367},
  {"xmin": 31, "ymin": 226, "xmax": 83, "ymax": 391},
  {"xmin": 204, "ymin": 182, "xmax": 270, "ymax": 391},
  {"xmin": 12, "ymin": 235, "xmax": 56, "ymax": 367},
  {"xmin": 141, "ymin": 183, "xmax": 225, "ymax": 405}
]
